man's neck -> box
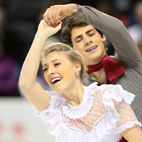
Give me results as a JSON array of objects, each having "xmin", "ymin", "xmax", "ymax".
[{"xmin": 89, "ymin": 68, "xmax": 106, "ymax": 84}]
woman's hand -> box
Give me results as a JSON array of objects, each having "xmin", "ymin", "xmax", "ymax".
[
  {"xmin": 37, "ymin": 19, "xmax": 62, "ymax": 39},
  {"xmin": 43, "ymin": 4, "xmax": 78, "ymax": 27}
]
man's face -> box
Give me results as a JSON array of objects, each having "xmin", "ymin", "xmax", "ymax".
[{"xmin": 71, "ymin": 25, "xmax": 106, "ymax": 66}]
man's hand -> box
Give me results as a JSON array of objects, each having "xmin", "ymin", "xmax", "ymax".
[{"xmin": 43, "ymin": 4, "xmax": 78, "ymax": 27}]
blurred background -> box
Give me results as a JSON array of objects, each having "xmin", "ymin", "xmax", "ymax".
[{"xmin": 0, "ymin": 0, "xmax": 142, "ymax": 141}]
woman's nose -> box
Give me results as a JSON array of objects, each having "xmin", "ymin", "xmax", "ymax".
[{"xmin": 48, "ymin": 66, "xmax": 55, "ymax": 75}]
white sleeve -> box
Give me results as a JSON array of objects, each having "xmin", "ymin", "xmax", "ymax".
[
  {"xmin": 33, "ymin": 90, "xmax": 62, "ymax": 125},
  {"xmin": 102, "ymin": 85, "xmax": 141, "ymax": 133}
]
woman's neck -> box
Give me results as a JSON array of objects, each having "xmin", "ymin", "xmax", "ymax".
[{"xmin": 62, "ymin": 81, "xmax": 84, "ymax": 107}]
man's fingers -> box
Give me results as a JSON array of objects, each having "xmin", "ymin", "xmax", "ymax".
[
  {"xmin": 43, "ymin": 10, "xmax": 56, "ymax": 27},
  {"xmin": 52, "ymin": 10, "xmax": 59, "ymax": 26},
  {"xmin": 54, "ymin": 12, "xmax": 61, "ymax": 26},
  {"xmin": 43, "ymin": 9, "xmax": 50, "ymax": 25},
  {"xmin": 43, "ymin": 5, "xmax": 64, "ymax": 27}
]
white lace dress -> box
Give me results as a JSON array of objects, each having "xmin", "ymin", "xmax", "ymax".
[{"xmin": 33, "ymin": 82, "xmax": 141, "ymax": 142}]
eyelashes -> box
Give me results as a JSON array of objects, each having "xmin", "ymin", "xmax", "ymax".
[
  {"xmin": 43, "ymin": 68, "xmax": 48, "ymax": 72},
  {"xmin": 43, "ymin": 63, "xmax": 61, "ymax": 72},
  {"xmin": 75, "ymin": 33, "xmax": 95, "ymax": 43},
  {"xmin": 54, "ymin": 63, "xmax": 61, "ymax": 66},
  {"xmin": 89, "ymin": 33, "xmax": 95, "ymax": 36}
]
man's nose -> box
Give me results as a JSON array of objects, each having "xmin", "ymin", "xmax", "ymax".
[{"xmin": 85, "ymin": 36, "xmax": 93, "ymax": 46}]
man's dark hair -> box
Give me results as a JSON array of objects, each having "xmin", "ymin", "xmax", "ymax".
[{"xmin": 61, "ymin": 17, "xmax": 104, "ymax": 47}]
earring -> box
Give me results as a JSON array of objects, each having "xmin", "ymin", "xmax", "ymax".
[{"xmin": 76, "ymin": 72, "xmax": 79, "ymax": 76}]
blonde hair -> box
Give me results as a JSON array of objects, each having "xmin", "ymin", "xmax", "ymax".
[{"xmin": 41, "ymin": 42, "xmax": 86, "ymax": 81}]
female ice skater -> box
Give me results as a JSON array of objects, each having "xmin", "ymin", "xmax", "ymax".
[{"xmin": 19, "ymin": 20, "xmax": 142, "ymax": 142}]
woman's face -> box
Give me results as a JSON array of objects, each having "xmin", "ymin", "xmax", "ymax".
[
  {"xmin": 43, "ymin": 51, "xmax": 80, "ymax": 93},
  {"xmin": 71, "ymin": 25, "xmax": 106, "ymax": 66}
]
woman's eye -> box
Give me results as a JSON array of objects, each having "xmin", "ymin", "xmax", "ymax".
[
  {"xmin": 43, "ymin": 68, "xmax": 48, "ymax": 72},
  {"xmin": 54, "ymin": 63, "xmax": 61, "ymax": 66}
]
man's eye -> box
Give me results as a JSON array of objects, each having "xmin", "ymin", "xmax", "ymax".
[
  {"xmin": 89, "ymin": 33, "xmax": 95, "ymax": 36},
  {"xmin": 76, "ymin": 39, "xmax": 82, "ymax": 43},
  {"xmin": 54, "ymin": 63, "xmax": 61, "ymax": 66},
  {"xmin": 76, "ymin": 40, "xmax": 81, "ymax": 43}
]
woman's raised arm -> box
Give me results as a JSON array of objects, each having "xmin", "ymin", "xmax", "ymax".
[{"xmin": 19, "ymin": 20, "xmax": 61, "ymax": 111}]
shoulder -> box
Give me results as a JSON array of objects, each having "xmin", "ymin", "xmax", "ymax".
[
  {"xmin": 96, "ymin": 84, "xmax": 115, "ymax": 91},
  {"xmin": 45, "ymin": 90, "xmax": 61, "ymax": 102},
  {"xmin": 87, "ymin": 82, "xmax": 98, "ymax": 88},
  {"xmin": 86, "ymin": 82, "xmax": 115, "ymax": 93}
]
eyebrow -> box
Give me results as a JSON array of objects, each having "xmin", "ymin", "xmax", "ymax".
[
  {"xmin": 74, "ymin": 29, "xmax": 95, "ymax": 41},
  {"xmin": 43, "ymin": 59, "xmax": 62, "ymax": 67}
]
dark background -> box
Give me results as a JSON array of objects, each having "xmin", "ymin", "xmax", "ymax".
[{"xmin": 0, "ymin": 0, "xmax": 141, "ymax": 97}]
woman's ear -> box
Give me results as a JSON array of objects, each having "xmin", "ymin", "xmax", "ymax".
[{"xmin": 74, "ymin": 61, "xmax": 81, "ymax": 72}]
